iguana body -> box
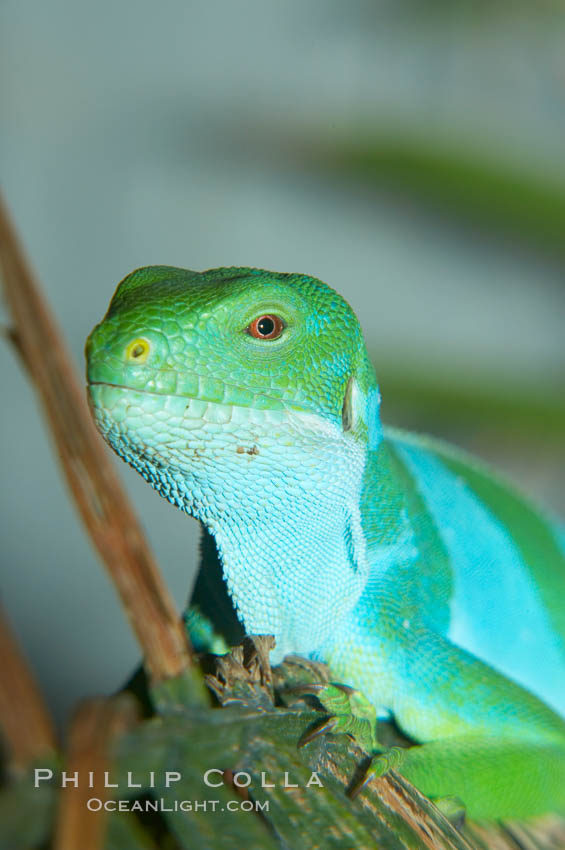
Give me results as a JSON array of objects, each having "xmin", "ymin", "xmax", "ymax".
[{"xmin": 86, "ymin": 266, "xmax": 565, "ymax": 820}]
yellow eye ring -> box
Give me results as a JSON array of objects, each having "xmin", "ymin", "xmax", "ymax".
[{"xmin": 125, "ymin": 338, "xmax": 150, "ymax": 363}]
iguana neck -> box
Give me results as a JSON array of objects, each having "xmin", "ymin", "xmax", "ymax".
[{"xmin": 191, "ymin": 410, "xmax": 372, "ymax": 661}]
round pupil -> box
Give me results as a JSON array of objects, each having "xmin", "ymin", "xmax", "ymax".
[{"xmin": 257, "ymin": 316, "xmax": 275, "ymax": 336}]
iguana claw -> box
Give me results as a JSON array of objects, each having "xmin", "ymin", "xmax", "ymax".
[
  {"xmin": 290, "ymin": 682, "xmax": 379, "ymax": 755},
  {"xmin": 298, "ymin": 715, "xmax": 341, "ymax": 748},
  {"xmin": 349, "ymin": 747, "xmax": 406, "ymax": 798}
]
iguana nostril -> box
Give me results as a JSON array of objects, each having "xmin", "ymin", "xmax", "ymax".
[{"xmin": 125, "ymin": 338, "xmax": 150, "ymax": 362}]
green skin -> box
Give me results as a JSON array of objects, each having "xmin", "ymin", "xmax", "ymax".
[{"xmin": 86, "ymin": 266, "xmax": 565, "ymax": 821}]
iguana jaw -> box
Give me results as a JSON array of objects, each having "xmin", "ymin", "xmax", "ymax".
[{"xmin": 87, "ymin": 381, "xmax": 363, "ymax": 504}]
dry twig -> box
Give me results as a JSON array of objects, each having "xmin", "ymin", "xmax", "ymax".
[
  {"xmin": 0, "ymin": 607, "xmax": 57, "ymax": 772},
  {"xmin": 0, "ymin": 193, "xmax": 192, "ymax": 683},
  {"xmin": 53, "ymin": 695, "xmax": 139, "ymax": 850}
]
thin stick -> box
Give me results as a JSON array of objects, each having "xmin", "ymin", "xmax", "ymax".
[
  {"xmin": 53, "ymin": 696, "xmax": 140, "ymax": 850},
  {"xmin": 0, "ymin": 193, "xmax": 193, "ymax": 682},
  {"xmin": 0, "ymin": 607, "xmax": 57, "ymax": 772}
]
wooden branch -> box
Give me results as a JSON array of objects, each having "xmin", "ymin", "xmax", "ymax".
[
  {"xmin": 0, "ymin": 192, "xmax": 193, "ymax": 682},
  {"xmin": 53, "ymin": 696, "xmax": 139, "ymax": 850},
  {"xmin": 0, "ymin": 607, "xmax": 57, "ymax": 772}
]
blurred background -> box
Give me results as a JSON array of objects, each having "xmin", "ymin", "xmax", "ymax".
[{"xmin": 1, "ymin": 0, "xmax": 564, "ymax": 728}]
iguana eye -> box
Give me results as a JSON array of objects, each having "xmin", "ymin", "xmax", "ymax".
[{"xmin": 247, "ymin": 315, "xmax": 285, "ymax": 340}]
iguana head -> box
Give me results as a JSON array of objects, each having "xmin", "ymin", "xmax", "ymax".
[
  {"xmin": 86, "ymin": 265, "xmax": 380, "ymax": 652},
  {"xmin": 87, "ymin": 266, "xmax": 380, "ymax": 489}
]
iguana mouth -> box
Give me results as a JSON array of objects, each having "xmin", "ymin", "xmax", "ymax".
[
  {"xmin": 87, "ymin": 378, "xmax": 313, "ymax": 419},
  {"xmin": 88, "ymin": 379, "xmax": 203, "ymax": 401}
]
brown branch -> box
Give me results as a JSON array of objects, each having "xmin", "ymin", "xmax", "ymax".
[
  {"xmin": 0, "ymin": 192, "xmax": 193, "ymax": 682},
  {"xmin": 53, "ymin": 695, "xmax": 139, "ymax": 850},
  {"xmin": 0, "ymin": 607, "xmax": 57, "ymax": 772}
]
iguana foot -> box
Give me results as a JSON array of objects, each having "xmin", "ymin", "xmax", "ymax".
[
  {"xmin": 290, "ymin": 682, "xmax": 409, "ymax": 797},
  {"xmin": 293, "ymin": 682, "xmax": 379, "ymax": 755},
  {"xmin": 183, "ymin": 605, "xmax": 230, "ymax": 655}
]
